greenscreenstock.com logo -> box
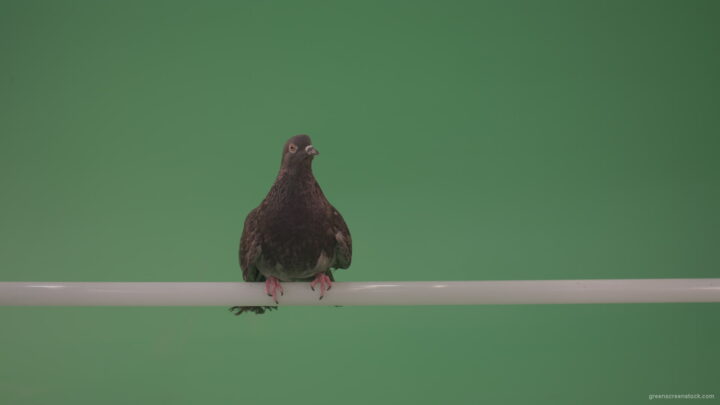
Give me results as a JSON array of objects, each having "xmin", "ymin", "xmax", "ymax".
[{"xmin": 648, "ymin": 393, "xmax": 715, "ymax": 400}]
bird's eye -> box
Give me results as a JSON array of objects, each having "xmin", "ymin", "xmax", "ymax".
[{"xmin": 288, "ymin": 144, "xmax": 298, "ymax": 153}]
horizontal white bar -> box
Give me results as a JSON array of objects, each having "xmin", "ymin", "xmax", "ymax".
[{"xmin": 0, "ymin": 279, "xmax": 719, "ymax": 306}]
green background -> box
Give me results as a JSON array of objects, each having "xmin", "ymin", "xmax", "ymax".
[{"xmin": 1, "ymin": 0, "xmax": 718, "ymax": 403}]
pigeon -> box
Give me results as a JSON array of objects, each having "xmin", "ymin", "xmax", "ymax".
[{"xmin": 231, "ymin": 134, "xmax": 352, "ymax": 315}]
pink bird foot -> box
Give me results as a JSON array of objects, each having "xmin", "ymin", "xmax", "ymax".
[
  {"xmin": 310, "ymin": 273, "xmax": 332, "ymax": 300},
  {"xmin": 264, "ymin": 277, "xmax": 284, "ymax": 304}
]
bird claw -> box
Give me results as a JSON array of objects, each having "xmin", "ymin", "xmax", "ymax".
[
  {"xmin": 310, "ymin": 273, "xmax": 333, "ymax": 300},
  {"xmin": 264, "ymin": 277, "xmax": 284, "ymax": 304}
]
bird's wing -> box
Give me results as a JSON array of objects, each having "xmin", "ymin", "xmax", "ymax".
[
  {"xmin": 331, "ymin": 206, "xmax": 352, "ymax": 269},
  {"xmin": 239, "ymin": 207, "xmax": 264, "ymax": 282}
]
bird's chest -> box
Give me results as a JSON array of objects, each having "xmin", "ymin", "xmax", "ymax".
[{"xmin": 256, "ymin": 203, "xmax": 335, "ymax": 280}]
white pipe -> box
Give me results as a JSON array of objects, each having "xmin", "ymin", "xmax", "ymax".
[{"xmin": 0, "ymin": 279, "xmax": 719, "ymax": 306}]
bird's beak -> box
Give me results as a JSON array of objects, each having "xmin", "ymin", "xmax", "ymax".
[{"xmin": 305, "ymin": 145, "xmax": 319, "ymax": 156}]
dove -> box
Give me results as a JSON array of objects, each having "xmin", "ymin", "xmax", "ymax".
[{"xmin": 231, "ymin": 134, "xmax": 352, "ymax": 315}]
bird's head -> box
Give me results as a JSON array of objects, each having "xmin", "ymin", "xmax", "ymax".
[{"xmin": 281, "ymin": 134, "xmax": 319, "ymax": 169}]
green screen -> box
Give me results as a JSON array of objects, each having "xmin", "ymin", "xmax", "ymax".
[{"xmin": 1, "ymin": 1, "xmax": 718, "ymax": 403}]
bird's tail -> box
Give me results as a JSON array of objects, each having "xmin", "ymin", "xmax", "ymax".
[{"xmin": 229, "ymin": 306, "xmax": 278, "ymax": 315}]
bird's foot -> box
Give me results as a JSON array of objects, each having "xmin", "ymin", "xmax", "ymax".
[
  {"xmin": 264, "ymin": 277, "xmax": 284, "ymax": 304},
  {"xmin": 310, "ymin": 273, "xmax": 332, "ymax": 300}
]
